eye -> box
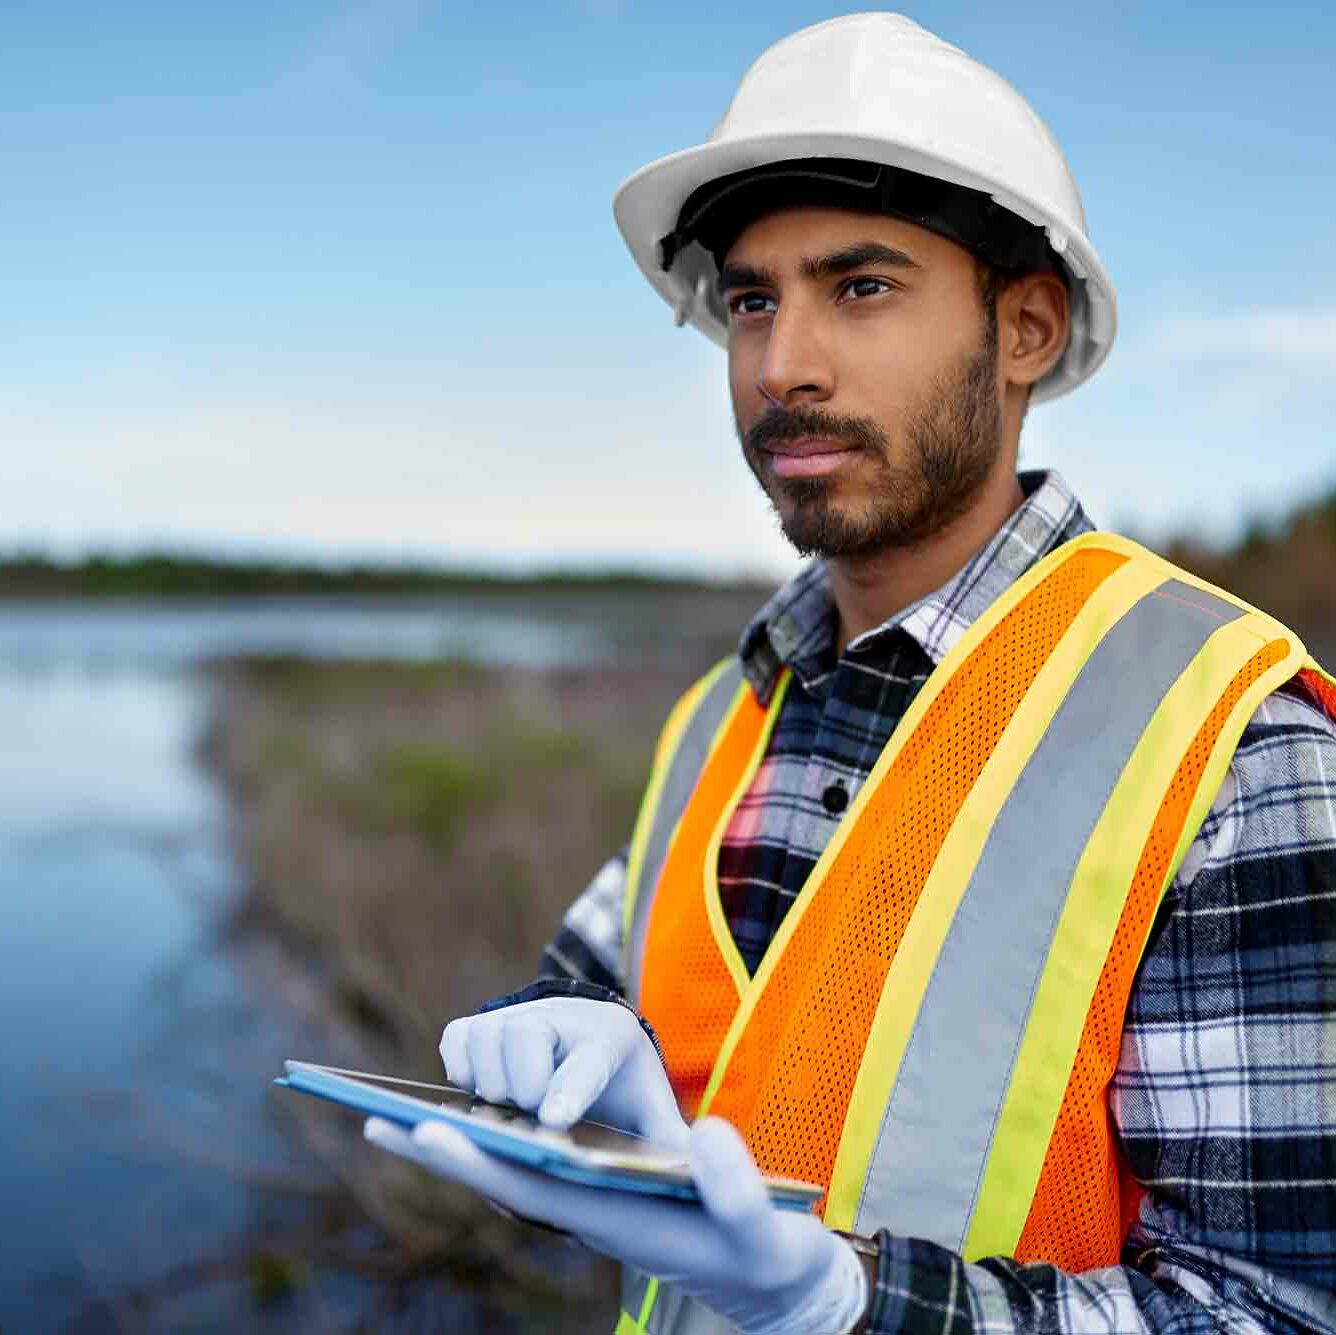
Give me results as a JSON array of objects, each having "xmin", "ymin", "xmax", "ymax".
[
  {"xmin": 726, "ymin": 291, "xmax": 776, "ymax": 318},
  {"xmin": 841, "ymin": 276, "xmax": 893, "ymax": 301}
]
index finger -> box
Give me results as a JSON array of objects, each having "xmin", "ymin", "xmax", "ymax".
[{"xmin": 440, "ymin": 1016, "xmax": 476, "ymax": 1089}]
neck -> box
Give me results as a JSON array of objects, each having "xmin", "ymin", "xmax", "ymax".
[{"xmin": 829, "ymin": 468, "xmax": 1026, "ymax": 654}]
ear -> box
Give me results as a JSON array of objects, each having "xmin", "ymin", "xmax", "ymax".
[{"xmin": 998, "ymin": 272, "xmax": 1069, "ymax": 391}]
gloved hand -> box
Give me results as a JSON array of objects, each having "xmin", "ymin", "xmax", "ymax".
[
  {"xmin": 439, "ymin": 996, "xmax": 688, "ymax": 1148},
  {"xmin": 364, "ymin": 1113, "xmax": 868, "ymax": 1335}
]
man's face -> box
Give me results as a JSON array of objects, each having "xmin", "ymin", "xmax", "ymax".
[{"xmin": 722, "ymin": 205, "xmax": 1004, "ymax": 559}]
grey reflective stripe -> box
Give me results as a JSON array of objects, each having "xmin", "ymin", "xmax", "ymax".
[
  {"xmin": 854, "ymin": 579, "xmax": 1243, "ymax": 1243},
  {"xmin": 618, "ymin": 1269, "xmax": 739, "ymax": 1334},
  {"xmin": 649, "ymin": 1291, "xmax": 737, "ymax": 1334},
  {"xmin": 626, "ymin": 660, "xmax": 744, "ymax": 1005},
  {"xmin": 621, "ymin": 1267, "xmax": 652, "ymax": 1329}
]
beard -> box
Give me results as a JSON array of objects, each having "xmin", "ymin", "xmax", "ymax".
[{"xmin": 738, "ymin": 321, "xmax": 1003, "ymax": 560}]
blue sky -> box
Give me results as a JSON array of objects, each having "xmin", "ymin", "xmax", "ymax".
[{"xmin": 1, "ymin": 2, "xmax": 1333, "ymax": 577}]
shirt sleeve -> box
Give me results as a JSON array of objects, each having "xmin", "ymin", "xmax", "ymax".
[
  {"xmin": 535, "ymin": 847, "xmax": 630, "ymax": 996},
  {"xmin": 862, "ymin": 682, "xmax": 1336, "ymax": 1334}
]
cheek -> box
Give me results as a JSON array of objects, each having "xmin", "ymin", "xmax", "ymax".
[
  {"xmin": 834, "ymin": 325, "xmax": 944, "ymax": 424},
  {"xmin": 839, "ymin": 352, "xmax": 912, "ymax": 425}
]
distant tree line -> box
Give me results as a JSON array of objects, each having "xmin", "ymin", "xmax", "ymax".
[
  {"xmin": 0, "ymin": 551, "xmax": 766, "ymax": 599},
  {"xmin": 0, "ymin": 482, "xmax": 1331, "ymax": 644}
]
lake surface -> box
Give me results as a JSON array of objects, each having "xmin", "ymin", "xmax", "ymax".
[
  {"xmin": 0, "ymin": 666, "xmax": 274, "ymax": 1327},
  {"xmin": 0, "ymin": 594, "xmax": 631, "ymax": 672},
  {"xmin": 0, "ymin": 595, "xmax": 740, "ymax": 1330}
]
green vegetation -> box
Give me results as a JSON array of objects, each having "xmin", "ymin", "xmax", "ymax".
[
  {"xmin": 0, "ymin": 550, "xmax": 768, "ymax": 599},
  {"xmin": 376, "ymin": 743, "xmax": 503, "ymax": 851},
  {"xmin": 246, "ymin": 1252, "xmax": 305, "ymax": 1307}
]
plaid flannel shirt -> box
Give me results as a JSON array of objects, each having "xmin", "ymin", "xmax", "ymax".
[{"xmin": 540, "ymin": 470, "xmax": 1336, "ymax": 1334}]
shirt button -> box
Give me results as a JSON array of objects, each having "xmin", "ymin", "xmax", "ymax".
[{"xmin": 821, "ymin": 782, "xmax": 849, "ymax": 815}]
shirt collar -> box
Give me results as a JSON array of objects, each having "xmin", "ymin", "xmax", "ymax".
[{"xmin": 739, "ymin": 469, "xmax": 1096, "ymax": 701}]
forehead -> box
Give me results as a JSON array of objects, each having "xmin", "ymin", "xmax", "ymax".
[{"xmin": 722, "ymin": 204, "xmax": 972, "ymax": 276}]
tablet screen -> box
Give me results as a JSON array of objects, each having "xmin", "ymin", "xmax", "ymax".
[
  {"xmin": 279, "ymin": 1061, "xmax": 823, "ymax": 1209},
  {"xmin": 327, "ymin": 1067, "xmax": 686, "ymax": 1163}
]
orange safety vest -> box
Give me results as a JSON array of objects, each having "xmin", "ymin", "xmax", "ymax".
[{"xmin": 614, "ymin": 533, "xmax": 1335, "ymax": 1335}]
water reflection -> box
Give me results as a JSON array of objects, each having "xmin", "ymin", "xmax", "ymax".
[
  {"xmin": 0, "ymin": 667, "xmax": 254, "ymax": 1325},
  {"xmin": 0, "ymin": 595, "xmax": 621, "ymax": 673}
]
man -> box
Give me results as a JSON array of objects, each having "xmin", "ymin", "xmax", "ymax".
[{"xmin": 366, "ymin": 14, "xmax": 1336, "ymax": 1334}]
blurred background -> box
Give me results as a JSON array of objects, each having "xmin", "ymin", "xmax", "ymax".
[{"xmin": 0, "ymin": 2, "xmax": 1332, "ymax": 1330}]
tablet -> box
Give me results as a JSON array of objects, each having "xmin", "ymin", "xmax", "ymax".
[{"xmin": 276, "ymin": 1060, "xmax": 823, "ymax": 1212}]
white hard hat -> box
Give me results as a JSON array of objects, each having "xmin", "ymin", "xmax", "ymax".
[{"xmin": 613, "ymin": 13, "xmax": 1117, "ymax": 403}]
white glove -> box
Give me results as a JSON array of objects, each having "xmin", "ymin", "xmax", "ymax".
[
  {"xmin": 364, "ymin": 1113, "xmax": 868, "ymax": 1335},
  {"xmin": 439, "ymin": 996, "xmax": 689, "ymax": 1148}
]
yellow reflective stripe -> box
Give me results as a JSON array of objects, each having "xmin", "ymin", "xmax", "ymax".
[
  {"xmin": 615, "ymin": 1310, "xmax": 642, "ymax": 1335},
  {"xmin": 700, "ymin": 671, "xmax": 793, "ymax": 1002},
  {"xmin": 821, "ymin": 556, "xmax": 1166, "ymax": 1229},
  {"xmin": 638, "ymin": 1278, "xmax": 659, "ymax": 1331},
  {"xmin": 696, "ymin": 538, "xmax": 1136, "ymax": 1123},
  {"xmin": 962, "ymin": 613, "xmax": 1305, "ymax": 1260},
  {"xmin": 623, "ymin": 658, "xmax": 733, "ymax": 944}
]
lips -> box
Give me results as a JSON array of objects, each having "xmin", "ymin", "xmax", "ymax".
[
  {"xmin": 762, "ymin": 435, "xmax": 856, "ymax": 459},
  {"xmin": 761, "ymin": 435, "xmax": 860, "ymax": 480}
]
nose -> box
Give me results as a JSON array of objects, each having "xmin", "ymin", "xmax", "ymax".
[{"xmin": 755, "ymin": 302, "xmax": 834, "ymax": 408}]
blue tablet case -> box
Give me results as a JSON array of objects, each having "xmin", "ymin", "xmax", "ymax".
[{"xmin": 275, "ymin": 1063, "xmax": 821, "ymax": 1211}]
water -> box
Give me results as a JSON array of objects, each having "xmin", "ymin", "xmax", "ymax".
[
  {"xmin": 0, "ymin": 665, "xmax": 249, "ymax": 1324},
  {"xmin": 0, "ymin": 595, "xmax": 682, "ymax": 1330},
  {"xmin": 0, "ymin": 593, "xmax": 628, "ymax": 673}
]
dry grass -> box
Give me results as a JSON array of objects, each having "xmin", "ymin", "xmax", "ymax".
[
  {"xmin": 201, "ymin": 653, "xmax": 716, "ymax": 1323},
  {"xmin": 206, "ymin": 658, "xmax": 700, "ymax": 1052}
]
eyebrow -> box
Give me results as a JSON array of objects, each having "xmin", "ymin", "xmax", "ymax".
[{"xmin": 716, "ymin": 242, "xmax": 922, "ymax": 295}]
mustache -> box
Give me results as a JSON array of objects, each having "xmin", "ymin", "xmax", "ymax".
[{"xmin": 744, "ymin": 405, "xmax": 889, "ymax": 455}]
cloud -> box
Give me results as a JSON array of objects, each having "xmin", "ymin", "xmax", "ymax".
[
  {"xmin": 1132, "ymin": 304, "xmax": 1336, "ymax": 418},
  {"xmin": 1030, "ymin": 298, "xmax": 1336, "ymax": 544},
  {"xmin": 1142, "ymin": 308, "xmax": 1336, "ymax": 378},
  {"xmin": 0, "ymin": 339, "xmax": 798, "ymax": 578}
]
